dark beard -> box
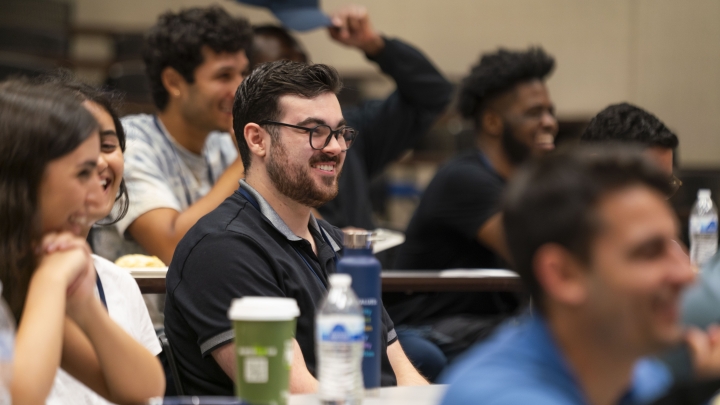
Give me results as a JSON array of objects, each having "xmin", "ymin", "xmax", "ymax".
[
  {"xmin": 501, "ymin": 123, "xmax": 532, "ymax": 165},
  {"xmin": 266, "ymin": 140, "xmax": 341, "ymax": 208}
]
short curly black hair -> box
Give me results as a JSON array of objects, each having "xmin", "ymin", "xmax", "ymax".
[
  {"xmin": 143, "ymin": 6, "xmax": 253, "ymax": 111},
  {"xmin": 580, "ymin": 102, "xmax": 679, "ymax": 149},
  {"xmin": 459, "ymin": 47, "xmax": 555, "ymax": 124}
]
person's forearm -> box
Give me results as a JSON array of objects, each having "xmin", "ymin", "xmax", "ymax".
[
  {"xmin": 290, "ymin": 339, "xmax": 318, "ymax": 394},
  {"xmin": 11, "ymin": 269, "xmax": 69, "ymax": 405},
  {"xmin": 130, "ymin": 158, "xmax": 244, "ymax": 264},
  {"xmin": 71, "ymin": 298, "xmax": 165, "ymax": 403},
  {"xmin": 387, "ymin": 341, "xmax": 429, "ymax": 386}
]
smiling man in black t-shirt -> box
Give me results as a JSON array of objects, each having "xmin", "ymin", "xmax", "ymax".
[
  {"xmin": 388, "ymin": 47, "xmax": 560, "ymax": 359},
  {"xmin": 164, "ymin": 61, "xmax": 426, "ymax": 395},
  {"xmin": 397, "ymin": 47, "xmax": 559, "ymax": 271}
]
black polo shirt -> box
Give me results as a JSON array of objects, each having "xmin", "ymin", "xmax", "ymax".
[{"xmin": 164, "ymin": 180, "xmax": 398, "ymax": 395}]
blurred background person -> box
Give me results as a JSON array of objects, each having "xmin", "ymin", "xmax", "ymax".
[
  {"xmin": 0, "ymin": 79, "xmax": 164, "ymax": 405},
  {"xmin": 93, "ymin": 6, "xmax": 252, "ymax": 266},
  {"xmin": 441, "ymin": 146, "xmax": 710, "ymax": 405},
  {"xmin": 580, "ymin": 103, "xmax": 679, "ymax": 179},
  {"xmin": 386, "ymin": 47, "xmax": 558, "ymax": 366}
]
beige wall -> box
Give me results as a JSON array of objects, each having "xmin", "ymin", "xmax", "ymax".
[{"xmin": 72, "ymin": 0, "xmax": 720, "ymax": 167}]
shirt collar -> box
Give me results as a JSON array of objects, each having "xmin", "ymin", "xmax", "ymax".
[{"xmin": 239, "ymin": 180, "xmax": 341, "ymax": 252}]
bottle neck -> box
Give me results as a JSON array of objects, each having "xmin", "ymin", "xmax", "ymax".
[{"xmin": 343, "ymin": 247, "xmax": 374, "ymax": 256}]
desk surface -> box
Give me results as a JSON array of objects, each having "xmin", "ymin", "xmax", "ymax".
[
  {"xmin": 132, "ymin": 269, "xmax": 523, "ymax": 294},
  {"xmin": 289, "ymin": 385, "xmax": 447, "ymax": 405}
]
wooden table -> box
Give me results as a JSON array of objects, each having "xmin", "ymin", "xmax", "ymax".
[{"xmin": 133, "ymin": 269, "xmax": 523, "ymax": 294}]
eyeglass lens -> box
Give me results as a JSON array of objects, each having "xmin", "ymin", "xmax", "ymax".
[{"xmin": 310, "ymin": 125, "xmax": 356, "ymax": 150}]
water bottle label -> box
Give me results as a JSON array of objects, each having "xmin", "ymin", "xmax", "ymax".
[
  {"xmin": 317, "ymin": 316, "xmax": 364, "ymax": 343},
  {"xmin": 691, "ymin": 217, "xmax": 718, "ymax": 234}
]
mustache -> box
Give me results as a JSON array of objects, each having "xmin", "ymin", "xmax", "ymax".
[{"xmin": 309, "ymin": 153, "xmax": 340, "ymax": 165}]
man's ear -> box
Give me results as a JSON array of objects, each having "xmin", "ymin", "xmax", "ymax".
[
  {"xmin": 481, "ymin": 110, "xmax": 504, "ymax": 138},
  {"xmin": 244, "ymin": 123, "xmax": 267, "ymax": 160},
  {"xmin": 161, "ymin": 67, "xmax": 186, "ymax": 100},
  {"xmin": 533, "ymin": 244, "xmax": 588, "ymax": 307}
]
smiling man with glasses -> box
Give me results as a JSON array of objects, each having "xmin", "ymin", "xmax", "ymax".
[{"xmin": 163, "ymin": 60, "xmax": 427, "ymax": 395}]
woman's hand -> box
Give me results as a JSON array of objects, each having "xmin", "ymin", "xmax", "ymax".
[{"xmin": 37, "ymin": 232, "xmax": 98, "ymax": 324}]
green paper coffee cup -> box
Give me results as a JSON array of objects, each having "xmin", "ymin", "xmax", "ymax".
[{"xmin": 228, "ymin": 297, "xmax": 300, "ymax": 405}]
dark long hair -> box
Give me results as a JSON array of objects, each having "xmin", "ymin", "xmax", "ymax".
[
  {"xmin": 0, "ymin": 79, "xmax": 98, "ymax": 320},
  {"xmin": 39, "ymin": 70, "xmax": 129, "ymax": 224}
]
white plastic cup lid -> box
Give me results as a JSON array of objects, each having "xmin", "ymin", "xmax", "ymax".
[{"xmin": 228, "ymin": 297, "xmax": 300, "ymax": 321}]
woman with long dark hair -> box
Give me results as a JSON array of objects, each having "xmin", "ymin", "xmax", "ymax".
[{"xmin": 0, "ymin": 79, "xmax": 164, "ymax": 404}]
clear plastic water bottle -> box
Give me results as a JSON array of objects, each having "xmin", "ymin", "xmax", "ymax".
[
  {"xmin": 0, "ymin": 282, "xmax": 15, "ymax": 404},
  {"xmin": 690, "ymin": 189, "xmax": 719, "ymax": 267},
  {"xmin": 316, "ymin": 274, "xmax": 364, "ymax": 405}
]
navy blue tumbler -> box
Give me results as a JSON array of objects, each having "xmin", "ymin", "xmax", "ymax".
[{"xmin": 336, "ymin": 230, "xmax": 381, "ymax": 393}]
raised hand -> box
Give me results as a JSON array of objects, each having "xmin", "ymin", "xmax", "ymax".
[{"xmin": 327, "ymin": 5, "xmax": 385, "ymax": 56}]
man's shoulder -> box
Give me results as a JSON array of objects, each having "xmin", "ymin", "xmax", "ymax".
[
  {"xmin": 441, "ymin": 343, "xmax": 574, "ymax": 405},
  {"xmin": 173, "ymin": 193, "xmax": 273, "ymax": 262},
  {"xmin": 422, "ymin": 151, "xmax": 503, "ymax": 201},
  {"xmin": 436, "ymin": 151, "xmax": 498, "ymax": 180},
  {"xmin": 441, "ymin": 317, "xmax": 585, "ymax": 405}
]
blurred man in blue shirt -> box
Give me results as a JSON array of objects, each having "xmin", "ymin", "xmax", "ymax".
[{"xmin": 441, "ymin": 146, "xmax": 704, "ymax": 405}]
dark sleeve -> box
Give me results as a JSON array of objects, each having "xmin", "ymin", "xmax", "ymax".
[
  {"xmin": 345, "ymin": 37, "xmax": 454, "ymax": 179},
  {"xmin": 170, "ymin": 233, "xmax": 285, "ymax": 356},
  {"xmin": 429, "ymin": 164, "xmax": 504, "ymax": 241},
  {"xmin": 381, "ymin": 302, "xmax": 397, "ymax": 345}
]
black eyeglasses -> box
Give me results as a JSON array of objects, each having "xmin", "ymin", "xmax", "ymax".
[{"xmin": 258, "ymin": 120, "xmax": 357, "ymax": 151}]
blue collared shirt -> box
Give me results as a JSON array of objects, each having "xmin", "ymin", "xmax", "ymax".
[{"xmin": 440, "ymin": 312, "xmax": 672, "ymax": 405}]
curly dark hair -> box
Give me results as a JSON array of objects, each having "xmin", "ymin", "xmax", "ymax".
[
  {"xmin": 38, "ymin": 70, "xmax": 129, "ymax": 225},
  {"xmin": 143, "ymin": 6, "xmax": 253, "ymax": 110},
  {"xmin": 459, "ymin": 47, "xmax": 555, "ymax": 124},
  {"xmin": 580, "ymin": 102, "xmax": 679, "ymax": 149},
  {"xmin": 233, "ymin": 60, "xmax": 342, "ymax": 172}
]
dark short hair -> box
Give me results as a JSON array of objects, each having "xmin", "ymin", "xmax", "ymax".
[
  {"xmin": 459, "ymin": 47, "xmax": 555, "ymax": 125},
  {"xmin": 232, "ymin": 60, "xmax": 342, "ymax": 171},
  {"xmin": 143, "ymin": 6, "xmax": 253, "ymax": 110},
  {"xmin": 502, "ymin": 145, "xmax": 672, "ymax": 311},
  {"xmin": 38, "ymin": 70, "xmax": 129, "ymax": 224},
  {"xmin": 251, "ymin": 24, "xmax": 309, "ymax": 69},
  {"xmin": 580, "ymin": 102, "xmax": 679, "ymax": 149},
  {"xmin": 0, "ymin": 79, "xmax": 97, "ymax": 320}
]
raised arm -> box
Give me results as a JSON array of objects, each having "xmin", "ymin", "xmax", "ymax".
[{"xmin": 328, "ymin": 5, "xmax": 453, "ymax": 178}]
